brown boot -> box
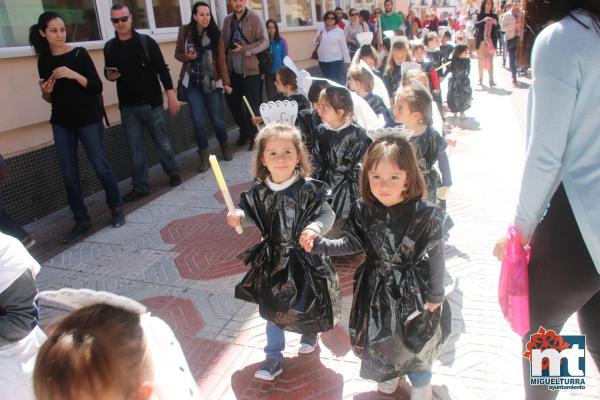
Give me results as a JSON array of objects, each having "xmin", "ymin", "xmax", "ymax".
[
  {"xmin": 198, "ymin": 149, "xmax": 209, "ymax": 172},
  {"xmin": 220, "ymin": 142, "xmax": 233, "ymax": 161}
]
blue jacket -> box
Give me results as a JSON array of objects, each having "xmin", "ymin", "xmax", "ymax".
[
  {"xmin": 270, "ymin": 38, "xmax": 287, "ymax": 74},
  {"xmin": 514, "ymin": 11, "xmax": 600, "ymax": 273}
]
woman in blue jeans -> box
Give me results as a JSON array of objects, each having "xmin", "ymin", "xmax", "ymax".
[
  {"xmin": 176, "ymin": 1, "xmax": 233, "ymax": 172},
  {"xmin": 30, "ymin": 11, "xmax": 124, "ymax": 243}
]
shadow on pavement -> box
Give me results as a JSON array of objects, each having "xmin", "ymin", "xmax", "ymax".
[
  {"xmin": 230, "ymin": 348, "xmax": 343, "ymax": 399},
  {"xmin": 487, "ymin": 87, "xmax": 513, "ymax": 96},
  {"xmin": 439, "ymin": 278, "xmax": 465, "ymax": 369}
]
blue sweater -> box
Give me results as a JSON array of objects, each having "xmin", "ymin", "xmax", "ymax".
[
  {"xmin": 514, "ymin": 10, "xmax": 600, "ymax": 274},
  {"xmin": 270, "ymin": 38, "xmax": 287, "ymax": 74}
]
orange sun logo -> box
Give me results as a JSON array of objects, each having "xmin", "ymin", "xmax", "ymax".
[{"xmin": 523, "ymin": 327, "xmax": 571, "ymax": 371}]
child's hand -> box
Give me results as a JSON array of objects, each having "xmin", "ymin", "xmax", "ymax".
[
  {"xmin": 299, "ymin": 229, "xmax": 319, "ymax": 253},
  {"xmin": 226, "ymin": 209, "xmax": 243, "ymax": 229},
  {"xmin": 437, "ymin": 186, "xmax": 451, "ymax": 201},
  {"xmin": 425, "ymin": 302, "xmax": 441, "ymax": 312},
  {"xmin": 251, "ymin": 116, "xmax": 263, "ymax": 125}
]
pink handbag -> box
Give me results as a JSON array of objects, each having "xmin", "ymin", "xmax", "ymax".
[{"xmin": 498, "ymin": 226, "xmax": 531, "ymax": 336}]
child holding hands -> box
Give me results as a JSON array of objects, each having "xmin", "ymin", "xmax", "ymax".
[
  {"xmin": 303, "ymin": 135, "xmax": 450, "ymax": 399},
  {"xmin": 227, "ymin": 123, "xmax": 341, "ymax": 381}
]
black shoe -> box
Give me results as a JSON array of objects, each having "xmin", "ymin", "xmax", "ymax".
[
  {"xmin": 253, "ymin": 359, "xmax": 283, "ymax": 381},
  {"xmin": 122, "ymin": 190, "xmax": 149, "ymax": 203},
  {"xmin": 236, "ymin": 136, "xmax": 249, "ymax": 147},
  {"xmin": 111, "ymin": 207, "xmax": 125, "ymax": 228},
  {"xmin": 220, "ymin": 142, "xmax": 233, "ymax": 161},
  {"xmin": 169, "ymin": 175, "xmax": 182, "ymax": 187},
  {"xmin": 63, "ymin": 220, "xmax": 92, "ymax": 243},
  {"xmin": 198, "ymin": 149, "xmax": 209, "ymax": 173}
]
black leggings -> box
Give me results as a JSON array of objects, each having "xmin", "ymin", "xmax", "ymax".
[{"xmin": 522, "ymin": 184, "xmax": 600, "ymax": 399}]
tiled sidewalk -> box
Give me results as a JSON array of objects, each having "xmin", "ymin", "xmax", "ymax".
[{"xmin": 33, "ymin": 59, "xmax": 598, "ymax": 399}]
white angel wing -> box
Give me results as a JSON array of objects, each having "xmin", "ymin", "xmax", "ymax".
[
  {"xmin": 351, "ymin": 92, "xmax": 384, "ymax": 131},
  {"xmin": 383, "ymin": 30, "xmax": 396, "ymax": 39},
  {"xmin": 140, "ymin": 314, "xmax": 200, "ymax": 399},
  {"xmin": 282, "ymin": 56, "xmax": 299, "ymax": 75},
  {"xmin": 297, "ymin": 69, "xmax": 312, "ymax": 98},
  {"xmin": 36, "ymin": 288, "xmax": 148, "ymax": 314},
  {"xmin": 259, "ymin": 100, "xmax": 299, "ymax": 125}
]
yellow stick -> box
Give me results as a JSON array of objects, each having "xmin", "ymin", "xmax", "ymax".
[
  {"xmin": 208, "ymin": 155, "xmax": 243, "ymax": 234},
  {"xmin": 242, "ymin": 95, "xmax": 261, "ymax": 129},
  {"xmin": 435, "ymin": 61, "xmax": 452, "ymax": 71}
]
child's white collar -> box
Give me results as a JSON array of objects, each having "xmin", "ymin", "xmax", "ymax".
[
  {"xmin": 265, "ymin": 171, "xmax": 300, "ymax": 191},
  {"xmin": 323, "ymin": 120, "xmax": 352, "ymax": 132}
]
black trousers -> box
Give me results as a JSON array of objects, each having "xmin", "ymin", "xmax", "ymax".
[
  {"xmin": 522, "ymin": 184, "xmax": 600, "ymax": 400},
  {"xmin": 226, "ymin": 72, "xmax": 262, "ymax": 142}
]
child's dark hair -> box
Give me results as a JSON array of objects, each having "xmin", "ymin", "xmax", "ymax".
[
  {"xmin": 442, "ymin": 30, "xmax": 452, "ymax": 40},
  {"xmin": 382, "ymin": 37, "xmax": 391, "ymax": 52},
  {"xmin": 29, "ymin": 11, "xmax": 63, "ymax": 56},
  {"xmin": 266, "ymin": 19, "xmax": 281, "ymax": 41},
  {"xmin": 307, "ymin": 79, "xmax": 332, "ymax": 103},
  {"xmin": 319, "ymin": 86, "xmax": 354, "ymax": 118},
  {"xmin": 356, "ymin": 44, "xmax": 379, "ymax": 66},
  {"xmin": 360, "ymin": 136, "xmax": 426, "ymax": 206},
  {"xmin": 385, "ymin": 39, "xmax": 412, "ymax": 75},
  {"xmin": 395, "ymin": 82, "xmax": 433, "ymax": 126},
  {"xmin": 34, "ymin": 304, "xmax": 152, "ymax": 400},
  {"xmin": 348, "ymin": 64, "xmax": 374, "ymax": 92},
  {"xmin": 424, "ymin": 32, "xmax": 438, "ymax": 47},
  {"xmin": 452, "ymin": 44, "xmax": 469, "ymax": 59},
  {"xmin": 252, "ymin": 123, "xmax": 312, "ymax": 181},
  {"xmin": 276, "ymin": 66, "xmax": 298, "ymax": 91}
]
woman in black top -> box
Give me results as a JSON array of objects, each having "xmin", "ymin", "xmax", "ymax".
[
  {"xmin": 474, "ymin": 0, "xmax": 499, "ymax": 87},
  {"xmin": 29, "ymin": 12, "xmax": 124, "ymax": 243}
]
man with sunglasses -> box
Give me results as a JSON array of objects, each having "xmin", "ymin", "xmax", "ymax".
[{"xmin": 103, "ymin": 2, "xmax": 181, "ymax": 203}]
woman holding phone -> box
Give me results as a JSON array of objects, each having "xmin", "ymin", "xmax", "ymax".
[
  {"xmin": 175, "ymin": 1, "xmax": 233, "ymax": 172},
  {"xmin": 29, "ymin": 11, "xmax": 124, "ymax": 243}
]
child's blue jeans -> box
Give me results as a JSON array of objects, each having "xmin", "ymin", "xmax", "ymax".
[
  {"xmin": 265, "ymin": 323, "xmax": 318, "ymax": 361},
  {"xmin": 407, "ymin": 370, "xmax": 433, "ymax": 388},
  {"xmin": 264, "ymin": 289, "xmax": 316, "ymax": 361}
]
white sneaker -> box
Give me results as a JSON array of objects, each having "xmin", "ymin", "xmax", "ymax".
[
  {"xmin": 298, "ymin": 334, "xmax": 318, "ymax": 354},
  {"xmin": 377, "ymin": 377, "xmax": 399, "ymax": 394},
  {"xmin": 411, "ymin": 384, "xmax": 433, "ymax": 400}
]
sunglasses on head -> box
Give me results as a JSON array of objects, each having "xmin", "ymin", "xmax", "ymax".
[
  {"xmin": 326, "ymin": 16, "xmax": 335, "ymax": 20},
  {"xmin": 111, "ymin": 16, "xmax": 129, "ymax": 23}
]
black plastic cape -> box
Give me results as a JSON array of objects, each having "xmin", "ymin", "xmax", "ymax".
[
  {"xmin": 313, "ymin": 123, "xmax": 371, "ymax": 221},
  {"xmin": 344, "ymin": 200, "xmax": 451, "ymax": 382},
  {"xmin": 296, "ymin": 108, "xmax": 321, "ymax": 163},
  {"xmin": 234, "ymin": 178, "xmax": 342, "ymax": 334},
  {"xmin": 447, "ymin": 58, "xmax": 472, "ymax": 113},
  {"xmin": 410, "ymin": 127, "xmax": 447, "ymax": 204}
]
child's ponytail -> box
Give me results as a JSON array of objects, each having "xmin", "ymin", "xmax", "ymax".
[{"xmin": 29, "ymin": 11, "xmax": 62, "ymax": 56}]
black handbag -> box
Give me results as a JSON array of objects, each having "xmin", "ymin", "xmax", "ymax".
[{"xmin": 176, "ymin": 78, "xmax": 187, "ymax": 102}]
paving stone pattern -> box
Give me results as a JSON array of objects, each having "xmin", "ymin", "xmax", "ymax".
[{"xmin": 34, "ymin": 59, "xmax": 599, "ymax": 399}]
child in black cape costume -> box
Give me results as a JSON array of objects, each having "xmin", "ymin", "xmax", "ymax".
[
  {"xmin": 303, "ymin": 134, "xmax": 451, "ymax": 397},
  {"xmin": 313, "ymin": 86, "xmax": 372, "ymax": 225},
  {"xmin": 447, "ymin": 45, "xmax": 472, "ymax": 117},
  {"xmin": 228, "ymin": 123, "xmax": 341, "ymax": 381}
]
